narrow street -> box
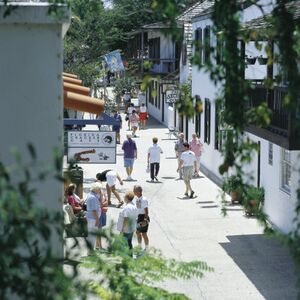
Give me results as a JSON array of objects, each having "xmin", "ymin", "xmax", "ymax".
[{"xmin": 67, "ymin": 116, "xmax": 297, "ymax": 300}]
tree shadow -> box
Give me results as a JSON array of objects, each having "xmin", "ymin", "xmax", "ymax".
[{"xmin": 219, "ymin": 234, "xmax": 298, "ymax": 300}]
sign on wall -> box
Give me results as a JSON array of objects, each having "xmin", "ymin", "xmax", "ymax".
[
  {"xmin": 67, "ymin": 131, "xmax": 116, "ymax": 164},
  {"xmin": 165, "ymin": 89, "xmax": 180, "ymax": 103}
]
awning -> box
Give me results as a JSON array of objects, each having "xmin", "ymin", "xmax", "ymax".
[
  {"xmin": 64, "ymin": 91, "xmax": 104, "ymax": 115},
  {"xmin": 63, "ymin": 82, "xmax": 90, "ymax": 96},
  {"xmin": 63, "ymin": 72, "xmax": 78, "ymax": 79},
  {"xmin": 63, "ymin": 76, "xmax": 82, "ymax": 85}
]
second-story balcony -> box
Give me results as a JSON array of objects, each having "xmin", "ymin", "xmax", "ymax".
[
  {"xmin": 129, "ymin": 57, "xmax": 179, "ymax": 76},
  {"xmin": 246, "ymin": 83, "xmax": 299, "ymax": 150}
]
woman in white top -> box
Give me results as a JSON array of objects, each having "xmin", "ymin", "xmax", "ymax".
[
  {"xmin": 126, "ymin": 103, "xmax": 135, "ymax": 130},
  {"xmin": 133, "ymin": 185, "xmax": 150, "ymax": 251},
  {"xmin": 129, "ymin": 110, "xmax": 140, "ymax": 137},
  {"xmin": 139, "ymin": 103, "xmax": 148, "ymax": 129},
  {"xmin": 147, "ymin": 137, "xmax": 163, "ymax": 181}
]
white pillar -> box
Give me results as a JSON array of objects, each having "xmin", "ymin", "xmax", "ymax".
[{"xmin": 0, "ymin": 2, "xmax": 70, "ymax": 255}]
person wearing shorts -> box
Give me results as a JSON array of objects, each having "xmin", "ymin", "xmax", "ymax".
[
  {"xmin": 96, "ymin": 170, "xmax": 124, "ymax": 208},
  {"xmin": 139, "ymin": 103, "xmax": 148, "ymax": 129},
  {"xmin": 177, "ymin": 142, "xmax": 197, "ymax": 198},
  {"xmin": 133, "ymin": 185, "xmax": 150, "ymax": 251},
  {"xmin": 122, "ymin": 134, "xmax": 137, "ymax": 180}
]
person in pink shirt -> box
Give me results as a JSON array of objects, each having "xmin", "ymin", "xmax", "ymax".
[{"xmin": 189, "ymin": 133, "xmax": 203, "ymax": 177}]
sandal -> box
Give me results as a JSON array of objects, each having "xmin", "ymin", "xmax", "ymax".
[{"xmin": 117, "ymin": 201, "xmax": 124, "ymax": 208}]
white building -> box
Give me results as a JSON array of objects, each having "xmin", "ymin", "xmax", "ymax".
[{"xmin": 191, "ymin": 0, "xmax": 299, "ymax": 233}]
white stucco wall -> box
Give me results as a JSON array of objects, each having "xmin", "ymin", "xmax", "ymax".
[
  {"xmin": 0, "ymin": 3, "xmax": 70, "ymax": 254},
  {"xmin": 191, "ymin": 4, "xmax": 299, "ymax": 233}
]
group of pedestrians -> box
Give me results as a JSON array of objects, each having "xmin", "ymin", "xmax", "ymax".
[
  {"xmin": 66, "ymin": 97, "xmax": 203, "ymax": 254},
  {"xmin": 85, "ymin": 183, "xmax": 149, "ymax": 253}
]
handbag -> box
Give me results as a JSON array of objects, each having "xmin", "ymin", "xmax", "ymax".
[
  {"xmin": 146, "ymin": 163, "xmax": 150, "ymax": 173},
  {"xmin": 101, "ymin": 206, "xmax": 108, "ymax": 213}
]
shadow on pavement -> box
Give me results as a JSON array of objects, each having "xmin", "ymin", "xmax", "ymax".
[
  {"xmin": 161, "ymin": 176, "xmax": 176, "ymax": 179},
  {"xmin": 196, "ymin": 201, "xmax": 215, "ymax": 204},
  {"xmin": 146, "ymin": 180, "xmax": 163, "ymax": 183},
  {"xmin": 123, "ymin": 179, "xmax": 138, "ymax": 182},
  {"xmin": 220, "ymin": 234, "xmax": 298, "ymax": 300},
  {"xmin": 201, "ymin": 205, "xmax": 219, "ymax": 208},
  {"xmin": 177, "ymin": 196, "xmax": 198, "ymax": 200},
  {"xmin": 165, "ymin": 157, "xmax": 177, "ymax": 159}
]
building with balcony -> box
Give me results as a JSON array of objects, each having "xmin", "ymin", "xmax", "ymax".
[{"xmin": 190, "ymin": 0, "xmax": 300, "ymax": 233}]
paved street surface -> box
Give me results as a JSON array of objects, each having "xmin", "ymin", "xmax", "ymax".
[{"xmin": 65, "ymin": 116, "xmax": 298, "ymax": 300}]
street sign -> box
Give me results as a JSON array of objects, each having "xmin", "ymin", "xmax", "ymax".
[
  {"xmin": 67, "ymin": 131, "xmax": 116, "ymax": 164},
  {"xmin": 165, "ymin": 89, "xmax": 180, "ymax": 103},
  {"xmin": 67, "ymin": 147, "xmax": 116, "ymax": 164}
]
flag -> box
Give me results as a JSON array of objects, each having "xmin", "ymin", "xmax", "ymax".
[{"xmin": 103, "ymin": 50, "xmax": 124, "ymax": 72}]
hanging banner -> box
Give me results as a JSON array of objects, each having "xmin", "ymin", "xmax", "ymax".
[
  {"xmin": 165, "ymin": 89, "xmax": 180, "ymax": 103},
  {"xmin": 103, "ymin": 50, "xmax": 125, "ymax": 72}
]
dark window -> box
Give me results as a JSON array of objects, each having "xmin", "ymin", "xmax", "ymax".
[
  {"xmin": 216, "ymin": 34, "xmax": 224, "ymax": 65},
  {"xmin": 182, "ymin": 42, "xmax": 187, "ymax": 66},
  {"xmin": 149, "ymin": 38, "xmax": 160, "ymax": 62},
  {"xmin": 158, "ymin": 83, "xmax": 161, "ymax": 109},
  {"xmin": 204, "ymin": 98, "xmax": 211, "ymax": 144},
  {"xmin": 154, "ymin": 81, "xmax": 158, "ymax": 107},
  {"xmin": 214, "ymin": 101, "xmax": 219, "ymax": 149},
  {"xmin": 149, "ymin": 80, "xmax": 154, "ymax": 104},
  {"xmin": 203, "ymin": 26, "xmax": 211, "ymax": 63},
  {"xmin": 194, "ymin": 28, "xmax": 202, "ymax": 66},
  {"xmin": 195, "ymin": 112, "xmax": 201, "ymax": 137}
]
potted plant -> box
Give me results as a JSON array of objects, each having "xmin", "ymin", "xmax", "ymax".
[
  {"xmin": 223, "ymin": 175, "xmax": 243, "ymax": 204},
  {"xmin": 243, "ymin": 186, "xmax": 264, "ymax": 216},
  {"xmin": 257, "ymin": 55, "xmax": 268, "ymax": 65},
  {"xmin": 246, "ymin": 56, "xmax": 256, "ymax": 65}
]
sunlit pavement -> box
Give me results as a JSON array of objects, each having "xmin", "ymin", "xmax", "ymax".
[{"xmin": 64, "ymin": 114, "xmax": 297, "ymax": 300}]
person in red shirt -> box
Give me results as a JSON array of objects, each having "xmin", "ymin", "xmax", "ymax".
[{"xmin": 65, "ymin": 183, "xmax": 84, "ymax": 215}]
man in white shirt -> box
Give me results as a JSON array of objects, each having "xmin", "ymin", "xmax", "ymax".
[
  {"xmin": 177, "ymin": 142, "xmax": 197, "ymax": 198},
  {"xmin": 117, "ymin": 191, "xmax": 138, "ymax": 251},
  {"xmin": 133, "ymin": 185, "xmax": 150, "ymax": 251},
  {"xmin": 147, "ymin": 137, "xmax": 163, "ymax": 182}
]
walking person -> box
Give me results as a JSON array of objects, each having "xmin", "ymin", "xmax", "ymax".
[
  {"xmin": 139, "ymin": 103, "xmax": 148, "ymax": 129},
  {"xmin": 112, "ymin": 109, "xmax": 122, "ymax": 144},
  {"xmin": 85, "ymin": 182, "xmax": 103, "ymax": 250},
  {"xmin": 123, "ymin": 90, "xmax": 131, "ymax": 111},
  {"xmin": 126, "ymin": 103, "xmax": 135, "ymax": 130},
  {"xmin": 147, "ymin": 137, "xmax": 163, "ymax": 182},
  {"xmin": 133, "ymin": 185, "xmax": 150, "ymax": 251},
  {"xmin": 96, "ymin": 170, "xmax": 124, "ymax": 208},
  {"xmin": 177, "ymin": 142, "xmax": 197, "ymax": 198},
  {"xmin": 189, "ymin": 133, "xmax": 203, "ymax": 177},
  {"xmin": 129, "ymin": 110, "xmax": 140, "ymax": 137},
  {"xmin": 174, "ymin": 133, "xmax": 186, "ymax": 179},
  {"xmin": 122, "ymin": 133, "xmax": 137, "ymax": 181},
  {"xmin": 117, "ymin": 191, "xmax": 138, "ymax": 252}
]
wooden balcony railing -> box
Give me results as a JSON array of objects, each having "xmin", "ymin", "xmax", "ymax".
[
  {"xmin": 248, "ymin": 84, "xmax": 289, "ymax": 137},
  {"xmin": 129, "ymin": 58, "xmax": 179, "ymax": 75}
]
